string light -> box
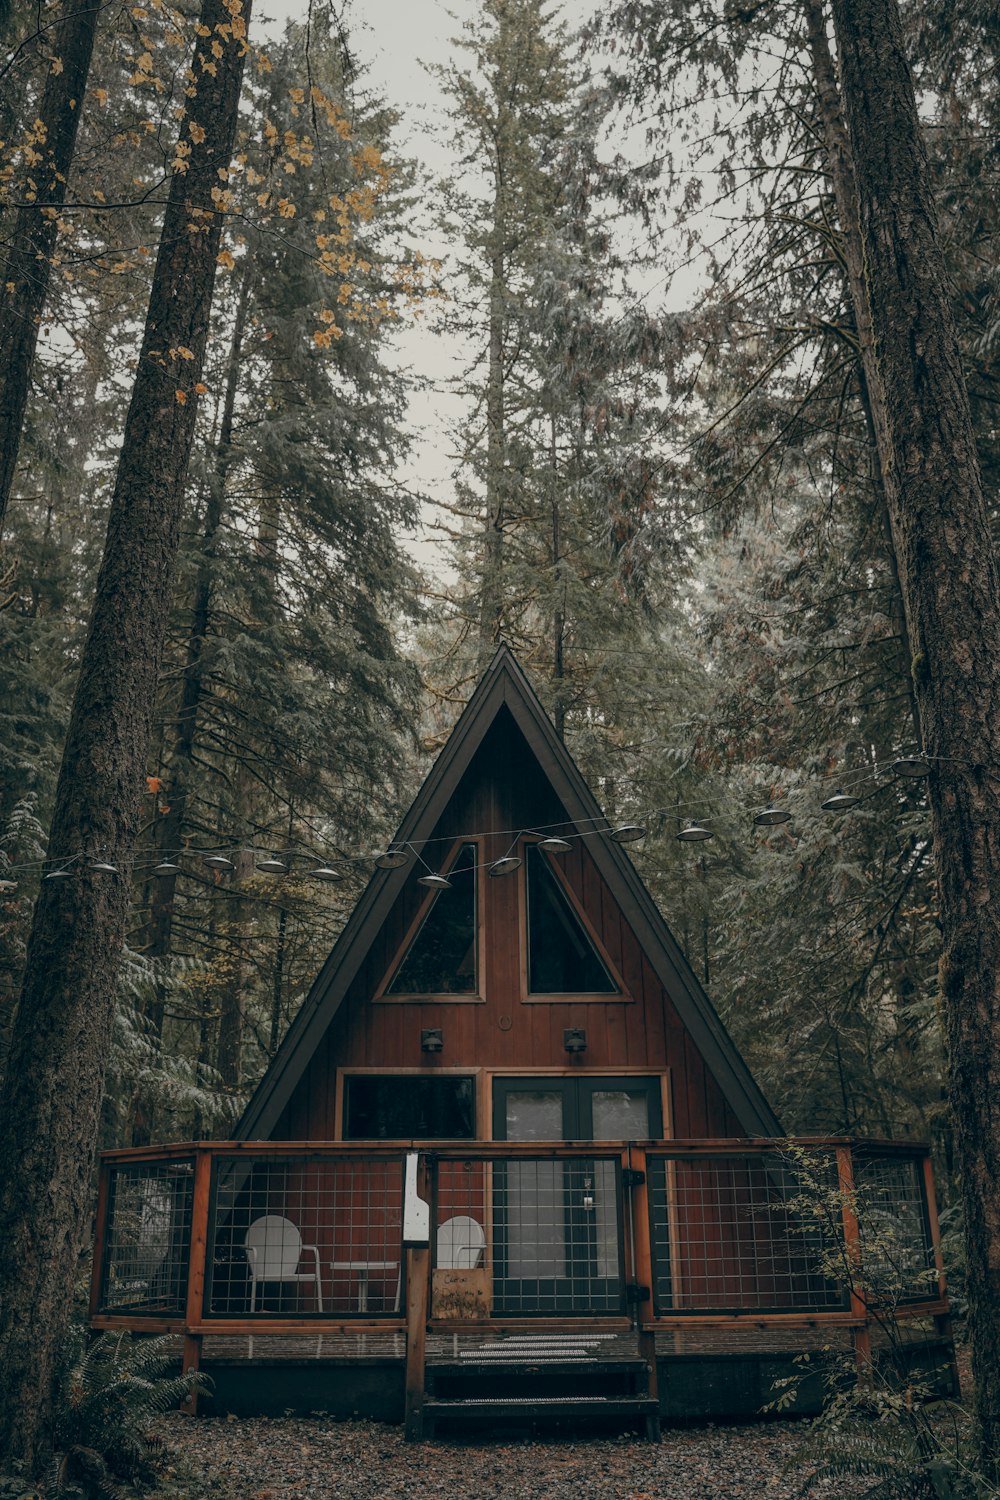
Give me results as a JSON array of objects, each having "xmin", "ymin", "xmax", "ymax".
[
  {"xmin": 821, "ymin": 788, "xmax": 860, "ymax": 812},
  {"xmin": 609, "ymin": 823, "xmax": 646, "ymax": 843},
  {"xmin": 753, "ymin": 805, "xmax": 791, "ymax": 828},
  {"xmin": 373, "ymin": 847, "xmax": 409, "ymax": 869},
  {"xmin": 677, "ymin": 822, "xmax": 714, "ymax": 842},
  {"xmin": 1, "ymin": 748, "xmax": 949, "ymax": 883}
]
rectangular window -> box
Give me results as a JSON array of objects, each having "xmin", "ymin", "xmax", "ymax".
[{"xmin": 343, "ymin": 1075, "xmax": 476, "ymax": 1140}]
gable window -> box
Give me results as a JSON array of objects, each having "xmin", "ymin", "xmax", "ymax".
[
  {"xmin": 384, "ymin": 842, "xmax": 478, "ymax": 996},
  {"xmin": 525, "ymin": 842, "xmax": 618, "ymax": 995},
  {"xmin": 344, "ymin": 1075, "xmax": 476, "ymax": 1140}
]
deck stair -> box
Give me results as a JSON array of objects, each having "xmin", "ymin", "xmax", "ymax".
[{"xmin": 421, "ymin": 1333, "xmax": 660, "ymax": 1440}]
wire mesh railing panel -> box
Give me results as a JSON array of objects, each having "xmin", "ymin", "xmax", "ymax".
[
  {"xmin": 854, "ymin": 1154, "xmax": 936, "ymax": 1304},
  {"xmin": 647, "ymin": 1153, "xmax": 847, "ymax": 1314},
  {"xmin": 98, "ymin": 1158, "xmax": 195, "ymax": 1315},
  {"xmin": 432, "ymin": 1155, "xmax": 626, "ymax": 1317},
  {"xmin": 207, "ymin": 1155, "xmax": 405, "ymax": 1318}
]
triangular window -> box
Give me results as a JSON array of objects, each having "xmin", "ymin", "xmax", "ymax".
[
  {"xmin": 385, "ymin": 843, "xmax": 478, "ymax": 995},
  {"xmin": 526, "ymin": 843, "xmax": 618, "ymax": 994}
]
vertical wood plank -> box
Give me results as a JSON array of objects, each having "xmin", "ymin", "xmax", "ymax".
[
  {"xmin": 404, "ymin": 1156, "xmax": 431, "ymax": 1441},
  {"xmin": 628, "ymin": 1145, "xmax": 661, "ymax": 1439},
  {"xmin": 182, "ymin": 1148, "xmax": 212, "ymax": 1413},
  {"xmin": 921, "ymin": 1153, "xmax": 960, "ymax": 1395},
  {"xmin": 836, "ymin": 1145, "xmax": 871, "ymax": 1372}
]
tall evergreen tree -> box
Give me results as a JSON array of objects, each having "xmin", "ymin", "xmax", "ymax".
[{"xmin": 0, "ymin": 0, "xmax": 254, "ymax": 1464}]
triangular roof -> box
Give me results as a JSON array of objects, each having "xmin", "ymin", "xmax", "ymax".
[{"xmin": 237, "ymin": 645, "xmax": 780, "ymax": 1139}]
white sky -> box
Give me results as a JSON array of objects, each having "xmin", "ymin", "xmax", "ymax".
[
  {"xmin": 249, "ymin": 0, "xmax": 606, "ymax": 580},
  {"xmin": 251, "ymin": 1, "xmax": 691, "ymax": 582}
]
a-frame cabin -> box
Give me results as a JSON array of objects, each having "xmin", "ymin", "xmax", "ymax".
[
  {"xmin": 239, "ymin": 643, "xmax": 779, "ymax": 1149},
  {"xmin": 90, "ymin": 648, "xmax": 953, "ymax": 1434}
]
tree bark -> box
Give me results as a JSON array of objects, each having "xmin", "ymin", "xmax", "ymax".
[
  {"xmin": 143, "ymin": 257, "xmax": 253, "ymax": 1067},
  {"xmin": 0, "ymin": 0, "xmax": 100, "ymax": 536},
  {"xmin": 801, "ymin": 0, "xmax": 921, "ymax": 743},
  {"xmin": 828, "ymin": 0, "xmax": 1000, "ymax": 1471},
  {"xmin": 0, "ymin": 0, "xmax": 252, "ymax": 1468},
  {"xmin": 478, "ymin": 173, "xmax": 507, "ymax": 661}
]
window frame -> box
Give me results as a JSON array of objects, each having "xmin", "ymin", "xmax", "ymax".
[
  {"xmin": 518, "ymin": 836, "xmax": 633, "ymax": 1004},
  {"xmin": 337, "ymin": 1068, "xmax": 482, "ymax": 1141},
  {"xmin": 373, "ymin": 836, "xmax": 485, "ymax": 1004}
]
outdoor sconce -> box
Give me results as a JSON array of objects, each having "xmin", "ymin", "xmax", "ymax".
[
  {"xmin": 421, "ymin": 1028, "xmax": 443, "ymax": 1054},
  {"xmin": 564, "ymin": 1028, "xmax": 587, "ymax": 1054}
]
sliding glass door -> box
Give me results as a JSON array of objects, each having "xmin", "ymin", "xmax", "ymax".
[{"xmin": 491, "ymin": 1077, "xmax": 662, "ymax": 1314}]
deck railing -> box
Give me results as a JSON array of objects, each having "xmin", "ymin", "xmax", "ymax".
[{"xmin": 90, "ymin": 1137, "xmax": 950, "ymax": 1410}]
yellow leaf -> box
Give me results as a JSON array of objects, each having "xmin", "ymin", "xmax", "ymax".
[
  {"xmin": 177, "ymin": 345, "xmax": 194, "ymax": 359},
  {"xmin": 50, "ymin": 56, "xmax": 64, "ymax": 75},
  {"xmin": 93, "ymin": 86, "xmax": 108, "ymax": 106},
  {"xmin": 276, "ymin": 198, "xmax": 295, "ymax": 218},
  {"xmin": 175, "ymin": 389, "xmax": 187, "ymax": 403},
  {"xmin": 189, "ymin": 121, "xmax": 206, "ymax": 144},
  {"xmin": 217, "ymin": 248, "xmax": 235, "ymax": 269},
  {"xmin": 195, "ymin": 381, "xmax": 208, "ymax": 394}
]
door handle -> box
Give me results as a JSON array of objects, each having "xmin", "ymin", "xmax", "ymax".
[{"xmin": 582, "ymin": 1177, "xmax": 595, "ymax": 1212}]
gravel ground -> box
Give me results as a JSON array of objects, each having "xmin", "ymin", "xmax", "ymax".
[{"xmin": 150, "ymin": 1413, "xmax": 865, "ymax": 1499}]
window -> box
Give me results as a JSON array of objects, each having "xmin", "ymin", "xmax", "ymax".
[
  {"xmin": 344, "ymin": 1075, "xmax": 476, "ymax": 1140},
  {"xmin": 525, "ymin": 843, "xmax": 618, "ymax": 994},
  {"xmin": 384, "ymin": 843, "xmax": 478, "ymax": 995}
]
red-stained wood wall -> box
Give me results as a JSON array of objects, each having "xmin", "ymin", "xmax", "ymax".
[{"xmin": 273, "ymin": 706, "xmax": 744, "ymax": 1143}]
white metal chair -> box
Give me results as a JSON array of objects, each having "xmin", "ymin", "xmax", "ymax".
[
  {"xmin": 437, "ymin": 1214, "xmax": 486, "ymax": 1270},
  {"xmin": 391, "ymin": 1214, "xmax": 487, "ymax": 1311},
  {"xmin": 244, "ymin": 1214, "xmax": 324, "ymax": 1313}
]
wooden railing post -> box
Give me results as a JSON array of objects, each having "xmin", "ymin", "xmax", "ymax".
[
  {"xmin": 404, "ymin": 1153, "xmax": 431, "ymax": 1440},
  {"xmin": 836, "ymin": 1145, "xmax": 871, "ymax": 1374},
  {"xmin": 182, "ymin": 1147, "xmax": 212, "ymax": 1414},
  {"xmin": 921, "ymin": 1152, "xmax": 960, "ymax": 1396},
  {"xmin": 628, "ymin": 1146, "xmax": 661, "ymax": 1440}
]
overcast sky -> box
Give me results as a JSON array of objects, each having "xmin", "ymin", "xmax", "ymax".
[{"xmin": 250, "ymin": 0, "xmax": 656, "ymax": 579}]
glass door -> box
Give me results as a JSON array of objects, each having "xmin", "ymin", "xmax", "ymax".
[{"xmin": 491, "ymin": 1077, "xmax": 662, "ymax": 1314}]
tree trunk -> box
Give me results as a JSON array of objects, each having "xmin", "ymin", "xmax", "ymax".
[
  {"xmin": 550, "ymin": 412, "xmax": 566, "ymax": 739},
  {"xmin": 0, "ymin": 0, "xmax": 100, "ymax": 536},
  {"xmin": 828, "ymin": 0, "xmax": 1000, "ymax": 1471},
  {"xmin": 478, "ymin": 175, "xmax": 507, "ymax": 661},
  {"xmin": 0, "ymin": 0, "xmax": 251, "ymax": 1468},
  {"xmin": 801, "ymin": 0, "xmax": 921, "ymax": 743},
  {"xmin": 144, "ymin": 257, "xmax": 253, "ymax": 1067}
]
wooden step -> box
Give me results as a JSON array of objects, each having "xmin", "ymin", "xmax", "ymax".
[{"xmin": 421, "ymin": 1392, "xmax": 660, "ymax": 1440}]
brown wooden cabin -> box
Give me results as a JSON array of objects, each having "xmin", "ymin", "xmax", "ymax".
[{"xmin": 90, "ymin": 647, "xmax": 955, "ymax": 1437}]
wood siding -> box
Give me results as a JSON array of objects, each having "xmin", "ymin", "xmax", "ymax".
[{"xmin": 274, "ymin": 709, "xmax": 743, "ymax": 1142}]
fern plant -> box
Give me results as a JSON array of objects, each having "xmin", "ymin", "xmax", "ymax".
[
  {"xmin": 47, "ymin": 1328, "xmax": 210, "ymax": 1498},
  {"xmin": 762, "ymin": 1147, "xmax": 986, "ymax": 1500}
]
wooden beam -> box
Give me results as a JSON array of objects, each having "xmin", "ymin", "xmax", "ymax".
[
  {"xmin": 403, "ymin": 1246, "xmax": 430, "ymax": 1440},
  {"xmin": 836, "ymin": 1145, "xmax": 872, "ymax": 1373},
  {"xmin": 181, "ymin": 1148, "xmax": 212, "ymax": 1414}
]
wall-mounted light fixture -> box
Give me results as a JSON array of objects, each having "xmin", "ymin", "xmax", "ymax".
[
  {"xmin": 563, "ymin": 1028, "xmax": 587, "ymax": 1054},
  {"xmin": 421, "ymin": 1028, "xmax": 443, "ymax": 1053}
]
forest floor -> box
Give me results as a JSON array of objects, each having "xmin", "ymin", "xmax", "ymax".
[{"xmin": 149, "ymin": 1412, "xmax": 867, "ymax": 1499}]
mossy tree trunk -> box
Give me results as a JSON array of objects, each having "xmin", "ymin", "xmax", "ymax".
[
  {"xmin": 0, "ymin": 0, "xmax": 252, "ymax": 1469},
  {"xmin": 0, "ymin": 0, "xmax": 100, "ymax": 534},
  {"xmin": 829, "ymin": 0, "xmax": 1000, "ymax": 1473}
]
